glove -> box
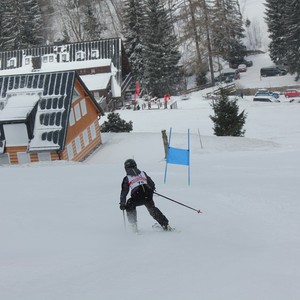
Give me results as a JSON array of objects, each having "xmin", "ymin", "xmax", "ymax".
[{"xmin": 119, "ymin": 203, "xmax": 126, "ymax": 210}]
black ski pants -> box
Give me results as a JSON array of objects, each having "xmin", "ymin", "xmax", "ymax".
[{"xmin": 125, "ymin": 186, "xmax": 169, "ymax": 227}]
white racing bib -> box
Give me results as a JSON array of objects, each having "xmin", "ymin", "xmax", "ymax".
[{"xmin": 127, "ymin": 171, "xmax": 147, "ymax": 190}]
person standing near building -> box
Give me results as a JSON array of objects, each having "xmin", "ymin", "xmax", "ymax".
[
  {"xmin": 119, "ymin": 159, "xmax": 173, "ymax": 232},
  {"xmin": 164, "ymin": 94, "xmax": 168, "ymax": 109}
]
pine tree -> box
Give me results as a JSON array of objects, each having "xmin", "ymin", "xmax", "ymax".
[
  {"xmin": 21, "ymin": 0, "xmax": 44, "ymax": 48},
  {"xmin": 0, "ymin": 0, "xmax": 44, "ymax": 50},
  {"xmin": 122, "ymin": 0, "xmax": 147, "ymax": 84},
  {"xmin": 0, "ymin": 9, "xmax": 3, "ymax": 50},
  {"xmin": 211, "ymin": 0, "xmax": 246, "ymax": 66},
  {"xmin": 143, "ymin": 0, "xmax": 181, "ymax": 97},
  {"xmin": 82, "ymin": 0, "xmax": 103, "ymax": 40},
  {"xmin": 210, "ymin": 88, "xmax": 247, "ymax": 137},
  {"xmin": 101, "ymin": 112, "xmax": 133, "ymax": 132},
  {"xmin": 285, "ymin": 0, "xmax": 300, "ymax": 79},
  {"xmin": 1, "ymin": 0, "xmax": 22, "ymax": 50},
  {"xmin": 265, "ymin": 0, "xmax": 289, "ymax": 66}
]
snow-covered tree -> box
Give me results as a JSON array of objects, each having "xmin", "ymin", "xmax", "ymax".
[
  {"xmin": 0, "ymin": 10, "xmax": 3, "ymax": 50},
  {"xmin": 265, "ymin": 0, "xmax": 289, "ymax": 66},
  {"xmin": 210, "ymin": 88, "xmax": 247, "ymax": 137},
  {"xmin": 101, "ymin": 112, "xmax": 133, "ymax": 132},
  {"xmin": 122, "ymin": 0, "xmax": 146, "ymax": 84},
  {"xmin": 20, "ymin": 0, "xmax": 44, "ymax": 48},
  {"xmin": 175, "ymin": 0, "xmax": 213, "ymax": 86},
  {"xmin": 284, "ymin": 0, "xmax": 300, "ymax": 79},
  {"xmin": 210, "ymin": 0, "xmax": 246, "ymax": 66},
  {"xmin": 143, "ymin": 0, "xmax": 181, "ymax": 97},
  {"xmin": 244, "ymin": 17, "xmax": 263, "ymax": 50},
  {"xmin": 1, "ymin": 0, "xmax": 24, "ymax": 50},
  {"xmin": 82, "ymin": 0, "xmax": 103, "ymax": 40},
  {"xmin": 0, "ymin": 0, "xmax": 44, "ymax": 50}
]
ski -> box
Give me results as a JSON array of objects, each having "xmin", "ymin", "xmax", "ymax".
[{"xmin": 152, "ymin": 223, "xmax": 179, "ymax": 233}]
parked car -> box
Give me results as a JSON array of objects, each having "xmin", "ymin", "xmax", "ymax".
[
  {"xmin": 230, "ymin": 58, "xmax": 253, "ymax": 69},
  {"xmin": 255, "ymin": 89, "xmax": 280, "ymax": 99},
  {"xmin": 244, "ymin": 59, "xmax": 253, "ymax": 67},
  {"xmin": 284, "ymin": 89, "xmax": 300, "ymax": 98},
  {"xmin": 238, "ymin": 64, "xmax": 247, "ymax": 72},
  {"xmin": 216, "ymin": 68, "xmax": 240, "ymax": 83},
  {"xmin": 260, "ymin": 66, "xmax": 287, "ymax": 77},
  {"xmin": 253, "ymin": 95, "xmax": 280, "ymax": 102},
  {"xmin": 277, "ymin": 65, "xmax": 288, "ymax": 74}
]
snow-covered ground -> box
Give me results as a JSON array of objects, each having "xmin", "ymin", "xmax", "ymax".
[
  {"xmin": 217, "ymin": 52, "xmax": 299, "ymax": 90},
  {"xmin": 239, "ymin": 0, "xmax": 270, "ymax": 50},
  {"xmin": 237, "ymin": 53, "xmax": 299, "ymax": 89},
  {"xmin": 1, "ymin": 52, "xmax": 300, "ymax": 300}
]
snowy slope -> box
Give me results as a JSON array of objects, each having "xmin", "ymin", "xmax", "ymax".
[
  {"xmin": 239, "ymin": 0, "xmax": 269, "ymax": 50},
  {"xmin": 1, "ymin": 51, "xmax": 300, "ymax": 299}
]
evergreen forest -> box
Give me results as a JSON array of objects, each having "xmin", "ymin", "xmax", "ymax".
[{"xmin": 0, "ymin": 0, "xmax": 299, "ymax": 94}]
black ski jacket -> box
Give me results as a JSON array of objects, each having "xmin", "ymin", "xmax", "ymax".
[{"xmin": 120, "ymin": 167, "xmax": 155, "ymax": 205}]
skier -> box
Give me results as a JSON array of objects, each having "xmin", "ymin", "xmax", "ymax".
[{"xmin": 119, "ymin": 159, "xmax": 172, "ymax": 232}]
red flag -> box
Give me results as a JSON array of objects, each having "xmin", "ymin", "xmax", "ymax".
[{"xmin": 135, "ymin": 81, "xmax": 140, "ymax": 96}]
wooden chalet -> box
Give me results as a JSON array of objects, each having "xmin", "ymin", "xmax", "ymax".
[
  {"xmin": 0, "ymin": 71, "xmax": 104, "ymax": 165},
  {"xmin": 0, "ymin": 38, "xmax": 132, "ymax": 111}
]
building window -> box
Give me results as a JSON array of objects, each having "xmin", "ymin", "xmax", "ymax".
[
  {"xmin": 3, "ymin": 123, "xmax": 28, "ymax": 146},
  {"xmin": 74, "ymin": 103, "xmax": 81, "ymax": 121},
  {"xmin": 80, "ymin": 99, "xmax": 87, "ymax": 116},
  {"xmin": 69, "ymin": 108, "xmax": 75, "ymax": 126},
  {"xmin": 0, "ymin": 140, "xmax": 5, "ymax": 154},
  {"xmin": 7, "ymin": 58, "xmax": 17, "ymax": 68},
  {"xmin": 49, "ymin": 55, "xmax": 54, "ymax": 62},
  {"xmin": 83, "ymin": 129, "xmax": 89, "ymax": 147},
  {"xmin": 38, "ymin": 152, "xmax": 51, "ymax": 161},
  {"xmin": 93, "ymin": 91, "xmax": 100, "ymax": 98},
  {"xmin": 17, "ymin": 152, "xmax": 31, "ymax": 164},
  {"xmin": 61, "ymin": 53, "xmax": 69, "ymax": 62},
  {"xmin": 75, "ymin": 136, "xmax": 81, "ymax": 154},
  {"xmin": 25, "ymin": 57, "xmax": 31, "ymax": 65},
  {"xmin": 91, "ymin": 68, "xmax": 96, "ymax": 74},
  {"xmin": 76, "ymin": 51, "xmax": 86, "ymax": 61},
  {"xmin": 43, "ymin": 56, "xmax": 48, "ymax": 63},
  {"xmin": 67, "ymin": 143, "xmax": 74, "ymax": 160},
  {"xmin": 0, "ymin": 153, "xmax": 10, "ymax": 165},
  {"xmin": 72, "ymin": 88, "xmax": 80, "ymax": 103},
  {"xmin": 90, "ymin": 123, "xmax": 96, "ymax": 140},
  {"xmin": 91, "ymin": 49, "xmax": 99, "ymax": 59}
]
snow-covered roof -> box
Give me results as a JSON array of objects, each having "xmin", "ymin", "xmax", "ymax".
[
  {"xmin": 0, "ymin": 92, "xmax": 40, "ymax": 121},
  {"xmin": 0, "ymin": 59, "xmax": 112, "ymax": 76},
  {"xmin": 29, "ymin": 95, "xmax": 66, "ymax": 151},
  {"xmin": 81, "ymin": 73, "xmax": 111, "ymax": 91},
  {"xmin": 0, "ymin": 58, "xmax": 122, "ymax": 96},
  {"xmin": 0, "ymin": 71, "xmax": 102, "ymax": 152}
]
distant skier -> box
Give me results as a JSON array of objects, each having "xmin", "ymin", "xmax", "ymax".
[{"xmin": 119, "ymin": 159, "xmax": 172, "ymax": 232}]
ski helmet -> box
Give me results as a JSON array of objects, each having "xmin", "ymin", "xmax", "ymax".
[{"xmin": 124, "ymin": 159, "xmax": 137, "ymax": 169}]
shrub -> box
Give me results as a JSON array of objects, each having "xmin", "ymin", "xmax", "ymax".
[{"xmin": 101, "ymin": 112, "xmax": 133, "ymax": 132}]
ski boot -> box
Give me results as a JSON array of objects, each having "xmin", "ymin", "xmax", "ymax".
[
  {"xmin": 162, "ymin": 224, "xmax": 174, "ymax": 231},
  {"xmin": 130, "ymin": 222, "xmax": 139, "ymax": 233}
]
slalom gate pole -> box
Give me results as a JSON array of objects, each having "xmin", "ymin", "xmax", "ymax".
[{"xmin": 154, "ymin": 192, "xmax": 202, "ymax": 214}]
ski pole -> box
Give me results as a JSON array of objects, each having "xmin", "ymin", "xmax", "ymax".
[
  {"xmin": 123, "ymin": 210, "xmax": 127, "ymax": 231},
  {"xmin": 154, "ymin": 191, "xmax": 202, "ymax": 214}
]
